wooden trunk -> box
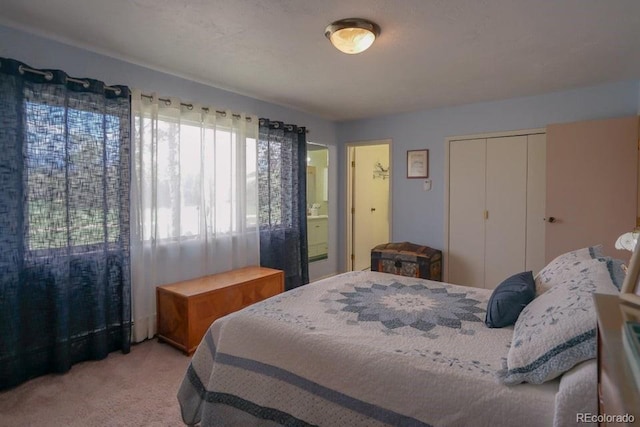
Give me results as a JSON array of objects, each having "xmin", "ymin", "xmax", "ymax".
[
  {"xmin": 156, "ymin": 266, "xmax": 284, "ymax": 355},
  {"xmin": 371, "ymin": 242, "xmax": 442, "ymax": 281}
]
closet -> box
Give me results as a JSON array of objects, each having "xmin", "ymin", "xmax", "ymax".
[{"xmin": 447, "ymin": 133, "xmax": 546, "ymax": 289}]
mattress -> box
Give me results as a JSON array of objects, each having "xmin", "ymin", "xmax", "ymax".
[{"xmin": 178, "ymin": 271, "xmax": 565, "ymax": 426}]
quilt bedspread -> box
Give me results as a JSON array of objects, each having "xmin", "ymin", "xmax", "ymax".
[{"xmin": 178, "ymin": 271, "xmax": 559, "ymax": 426}]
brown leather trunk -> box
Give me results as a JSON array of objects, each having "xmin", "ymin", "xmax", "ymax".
[{"xmin": 370, "ymin": 242, "xmax": 442, "ymax": 281}]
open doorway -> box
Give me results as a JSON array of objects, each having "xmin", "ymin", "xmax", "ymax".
[
  {"xmin": 346, "ymin": 140, "xmax": 392, "ymax": 271},
  {"xmin": 306, "ymin": 142, "xmax": 329, "ymax": 263}
]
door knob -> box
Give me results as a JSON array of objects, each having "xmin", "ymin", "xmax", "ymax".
[
  {"xmin": 371, "ymin": 208, "xmax": 376, "ymax": 212},
  {"xmin": 545, "ymin": 216, "xmax": 556, "ymax": 223}
]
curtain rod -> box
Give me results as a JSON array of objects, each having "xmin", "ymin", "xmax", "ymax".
[
  {"xmin": 139, "ymin": 94, "xmax": 310, "ymax": 133},
  {"xmin": 259, "ymin": 119, "xmax": 308, "ymax": 134},
  {"xmin": 14, "ymin": 64, "xmax": 311, "ymax": 133},
  {"xmin": 139, "ymin": 93, "xmax": 252, "ymax": 122},
  {"xmin": 17, "ymin": 64, "xmax": 122, "ymax": 95}
]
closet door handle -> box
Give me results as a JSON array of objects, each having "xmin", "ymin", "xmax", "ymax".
[{"xmin": 545, "ymin": 216, "xmax": 556, "ymax": 223}]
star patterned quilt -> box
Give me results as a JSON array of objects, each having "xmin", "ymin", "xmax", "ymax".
[{"xmin": 178, "ymin": 271, "xmax": 569, "ymax": 426}]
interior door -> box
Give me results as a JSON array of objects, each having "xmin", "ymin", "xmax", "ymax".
[
  {"xmin": 546, "ymin": 116, "xmax": 638, "ymax": 260},
  {"xmin": 448, "ymin": 132, "xmax": 546, "ymax": 287},
  {"xmin": 484, "ymin": 136, "xmax": 527, "ymax": 288},
  {"xmin": 352, "ymin": 144, "xmax": 390, "ymax": 270},
  {"xmin": 448, "ymin": 139, "xmax": 486, "ymax": 287}
]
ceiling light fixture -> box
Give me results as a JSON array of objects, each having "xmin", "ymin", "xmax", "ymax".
[{"xmin": 324, "ymin": 18, "xmax": 380, "ymax": 55}]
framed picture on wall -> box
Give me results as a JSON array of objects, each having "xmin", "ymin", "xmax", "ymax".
[{"xmin": 407, "ymin": 149, "xmax": 429, "ymax": 178}]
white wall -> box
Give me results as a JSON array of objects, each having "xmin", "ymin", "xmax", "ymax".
[
  {"xmin": 337, "ymin": 80, "xmax": 640, "ymax": 272},
  {"xmin": 0, "ymin": 24, "xmax": 340, "ymax": 280}
]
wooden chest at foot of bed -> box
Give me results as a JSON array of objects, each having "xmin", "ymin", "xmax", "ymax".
[
  {"xmin": 156, "ymin": 266, "xmax": 284, "ymax": 355},
  {"xmin": 371, "ymin": 242, "xmax": 442, "ymax": 281}
]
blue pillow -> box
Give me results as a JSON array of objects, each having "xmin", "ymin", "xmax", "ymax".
[{"xmin": 485, "ymin": 271, "xmax": 535, "ymax": 328}]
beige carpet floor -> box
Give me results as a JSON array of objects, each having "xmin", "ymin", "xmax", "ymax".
[{"xmin": 0, "ymin": 339, "xmax": 192, "ymax": 427}]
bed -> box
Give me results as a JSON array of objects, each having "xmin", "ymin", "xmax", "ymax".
[{"xmin": 178, "ymin": 246, "xmax": 622, "ymax": 426}]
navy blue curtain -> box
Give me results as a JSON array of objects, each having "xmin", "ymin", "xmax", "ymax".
[
  {"xmin": 0, "ymin": 58, "xmax": 131, "ymax": 390},
  {"xmin": 258, "ymin": 119, "xmax": 309, "ymax": 290}
]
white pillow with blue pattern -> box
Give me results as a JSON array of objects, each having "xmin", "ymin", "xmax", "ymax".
[
  {"xmin": 535, "ymin": 245, "xmax": 626, "ymax": 294},
  {"xmin": 534, "ymin": 245, "xmax": 603, "ymax": 295},
  {"xmin": 498, "ymin": 257, "xmax": 619, "ymax": 385}
]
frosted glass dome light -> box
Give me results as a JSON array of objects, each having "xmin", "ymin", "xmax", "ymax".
[{"xmin": 325, "ymin": 18, "xmax": 381, "ymax": 54}]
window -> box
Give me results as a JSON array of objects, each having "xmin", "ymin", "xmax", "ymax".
[
  {"xmin": 25, "ymin": 101, "xmax": 122, "ymax": 251},
  {"xmin": 134, "ymin": 108, "xmax": 257, "ymax": 242}
]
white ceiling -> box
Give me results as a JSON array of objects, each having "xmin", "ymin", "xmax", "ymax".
[{"xmin": 2, "ymin": 0, "xmax": 640, "ymax": 121}]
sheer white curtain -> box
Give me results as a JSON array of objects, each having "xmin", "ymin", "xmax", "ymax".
[{"xmin": 130, "ymin": 90, "xmax": 259, "ymax": 342}]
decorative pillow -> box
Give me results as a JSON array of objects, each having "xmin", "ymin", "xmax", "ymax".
[
  {"xmin": 497, "ymin": 259, "xmax": 618, "ymax": 385},
  {"xmin": 485, "ymin": 271, "xmax": 535, "ymax": 328},
  {"xmin": 534, "ymin": 245, "xmax": 604, "ymax": 295}
]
